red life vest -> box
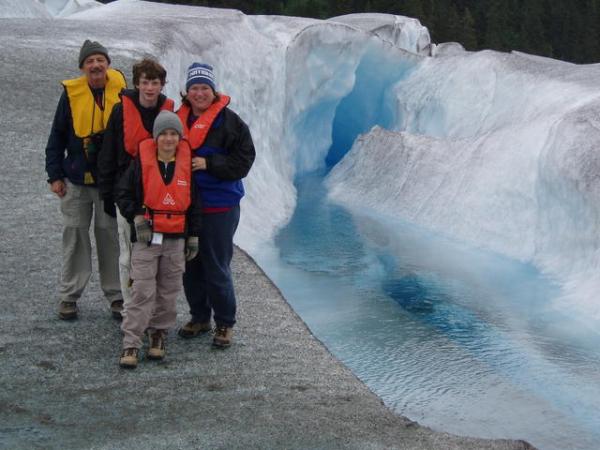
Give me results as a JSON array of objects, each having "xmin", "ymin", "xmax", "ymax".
[
  {"xmin": 123, "ymin": 96, "xmax": 175, "ymax": 157},
  {"xmin": 177, "ymin": 94, "xmax": 230, "ymax": 149},
  {"xmin": 139, "ymin": 138, "xmax": 192, "ymax": 234}
]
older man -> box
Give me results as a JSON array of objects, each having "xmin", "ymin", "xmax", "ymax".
[{"xmin": 45, "ymin": 39, "xmax": 126, "ymax": 320}]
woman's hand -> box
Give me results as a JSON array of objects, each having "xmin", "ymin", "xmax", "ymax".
[{"xmin": 192, "ymin": 156, "xmax": 207, "ymax": 172}]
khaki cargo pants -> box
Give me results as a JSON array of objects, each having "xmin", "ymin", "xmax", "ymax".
[
  {"xmin": 116, "ymin": 208, "xmax": 133, "ymax": 313},
  {"xmin": 121, "ymin": 238, "xmax": 185, "ymax": 349},
  {"xmin": 59, "ymin": 180, "xmax": 121, "ymax": 304}
]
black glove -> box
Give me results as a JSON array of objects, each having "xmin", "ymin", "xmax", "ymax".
[{"xmin": 102, "ymin": 195, "xmax": 116, "ymax": 218}]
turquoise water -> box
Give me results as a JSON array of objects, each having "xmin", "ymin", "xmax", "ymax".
[{"xmin": 255, "ymin": 172, "xmax": 600, "ymax": 450}]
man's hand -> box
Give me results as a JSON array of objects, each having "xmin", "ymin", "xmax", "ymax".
[{"xmin": 50, "ymin": 180, "xmax": 66, "ymax": 198}]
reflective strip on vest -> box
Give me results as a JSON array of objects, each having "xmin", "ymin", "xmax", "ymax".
[
  {"xmin": 139, "ymin": 138, "xmax": 192, "ymax": 234},
  {"xmin": 177, "ymin": 94, "xmax": 230, "ymax": 149},
  {"xmin": 123, "ymin": 96, "xmax": 175, "ymax": 157},
  {"xmin": 62, "ymin": 68, "xmax": 127, "ymax": 138}
]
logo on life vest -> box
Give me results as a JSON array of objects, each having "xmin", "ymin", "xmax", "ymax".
[
  {"xmin": 162, "ymin": 193, "xmax": 176, "ymax": 205},
  {"xmin": 177, "ymin": 179, "xmax": 188, "ymax": 186},
  {"xmin": 193, "ymin": 123, "xmax": 206, "ymax": 129}
]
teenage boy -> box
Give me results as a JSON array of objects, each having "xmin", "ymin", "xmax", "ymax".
[{"xmin": 98, "ymin": 58, "xmax": 174, "ymax": 318}]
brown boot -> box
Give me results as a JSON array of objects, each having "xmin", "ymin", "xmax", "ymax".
[
  {"xmin": 110, "ymin": 300, "xmax": 124, "ymax": 320},
  {"xmin": 147, "ymin": 329, "xmax": 166, "ymax": 360},
  {"xmin": 58, "ymin": 301, "xmax": 78, "ymax": 320},
  {"xmin": 119, "ymin": 348, "xmax": 139, "ymax": 369},
  {"xmin": 178, "ymin": 321, "xmax": 211, "ymax": 338},
  {"xmin": 212, "ymin": 326, "xmax": 233, "ymax": 348}
]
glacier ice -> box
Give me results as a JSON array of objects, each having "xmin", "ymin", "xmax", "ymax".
[
  {"xmin": 0, "ymin": 0, "xmax": 51, "ymax": 18},
  {"xmin": 328, "ymin": 12, "xmax": 431, "ymax": 55},
  {"xmin": 0, "ymin": 0, "xmax": 103, "ymax": 18},
  {"xmin": 6, "ymin": 0, "xmax": 600, "ymax": 325},
  {"xmin": 327, "ymin": 49, "xmax": 600, "ymax": 323}
]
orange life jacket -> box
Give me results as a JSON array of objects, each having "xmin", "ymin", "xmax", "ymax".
[
  {"xmin": 123, "ymin": 96, "xmax": 175, "ymax": 157},
  {"xmin": 177, "ymin": 94, "xmax": 230, "ymax": 149},
  {"xmin": 139, "ymin": 138, "xmax": 192, "ymax": 234}
]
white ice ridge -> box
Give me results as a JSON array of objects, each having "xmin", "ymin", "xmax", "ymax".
[
  {"xmin": 329, "ymin": 13, "xmax": 431, "ymax": 55},
  {"xmin": 0, "ymin": 0, "xmax": 50, "ymax": 18},
  {"xmin": 0, "ymin": 0, "xmax": 102, "ymax": 18},
  {"xmin": 4, "ymin": 0, "xmax": 600, "ymax": 321},
  {"xmin": 326, "ymin": 50, "xmax": 600, "ymax": 321}
]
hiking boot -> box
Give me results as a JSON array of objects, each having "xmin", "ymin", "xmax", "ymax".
[
  {"xmin": 119, "ymin": 348, "xmax": 139, "ymax": 369},
  {"xmin": 212, "ymin": 326, "xmax": 233, "ymax": 348},
  {"xmin": 147, "ymin": 329, "xmax": 166, "ymax": 360},
  {"xmin": 110, "ymin": 300, "xmax": 124, "ymax": 320},
  {"xmin": 58, "ymin": 301, "xmax": 78, "ymax": 320},
  {"xmin": 178, "ymin": 321, "xmax": 211, "ymax": 338}
]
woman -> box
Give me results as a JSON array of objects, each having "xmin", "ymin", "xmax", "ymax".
[
  {"xmin": 116, "ymin": 110, "xmax": 201, "ymax": 368},
  {"xmin": 177, "ymin": 62, "xmax": 255, "ymax": 348}
]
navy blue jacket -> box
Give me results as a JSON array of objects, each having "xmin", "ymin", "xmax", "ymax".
[{"xmin": 45, "ymin": 91, "xmax": 94, "ymax": 185}]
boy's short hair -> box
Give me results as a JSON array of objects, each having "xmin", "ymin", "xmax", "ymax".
[{"xmin": 133, "ymin": 58, "xmax": 167, "ymax": 86}]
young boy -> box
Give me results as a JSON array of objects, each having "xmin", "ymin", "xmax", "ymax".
[{"xmin": 115, "ymin": 110, "xmax": 201, "ymax": 368}]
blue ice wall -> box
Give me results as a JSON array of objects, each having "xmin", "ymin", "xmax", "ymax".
[{"xmin": 326, "ymin": 47, "xmax": 416, "ymax": 168}]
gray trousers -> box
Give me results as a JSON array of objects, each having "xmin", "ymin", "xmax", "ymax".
[
  {"xmin": 59, "ymin": 181, "xmax": 122, "ymax": 304},
  {"xmin": 116, "ymin": 208, "xmax": 133, "ymax": 311},
  {"xmin": 121, "ymin": 239, "xmax": 185, "ymax": 349}
]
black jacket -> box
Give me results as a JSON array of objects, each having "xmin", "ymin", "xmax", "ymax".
[
  {"xmin": 199, "ymin": 107, "xmax": 255, "ymax": 181},
  {"xmin": 98, "ymin": 90, "xmax": 170, "ymax": 199},
  {"xmin": 115, "ymin": 155, "xmax": 202, "ymax": 242}
]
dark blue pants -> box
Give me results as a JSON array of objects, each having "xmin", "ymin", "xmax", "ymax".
[{"xmin": 183, "ymin": 206, "xmax": 240, "ymax": 328}]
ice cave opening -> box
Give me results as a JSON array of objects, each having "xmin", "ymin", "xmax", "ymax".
[{"xmin": 326, "ymin": 48, "xmax": 412, "ymax": 167}]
